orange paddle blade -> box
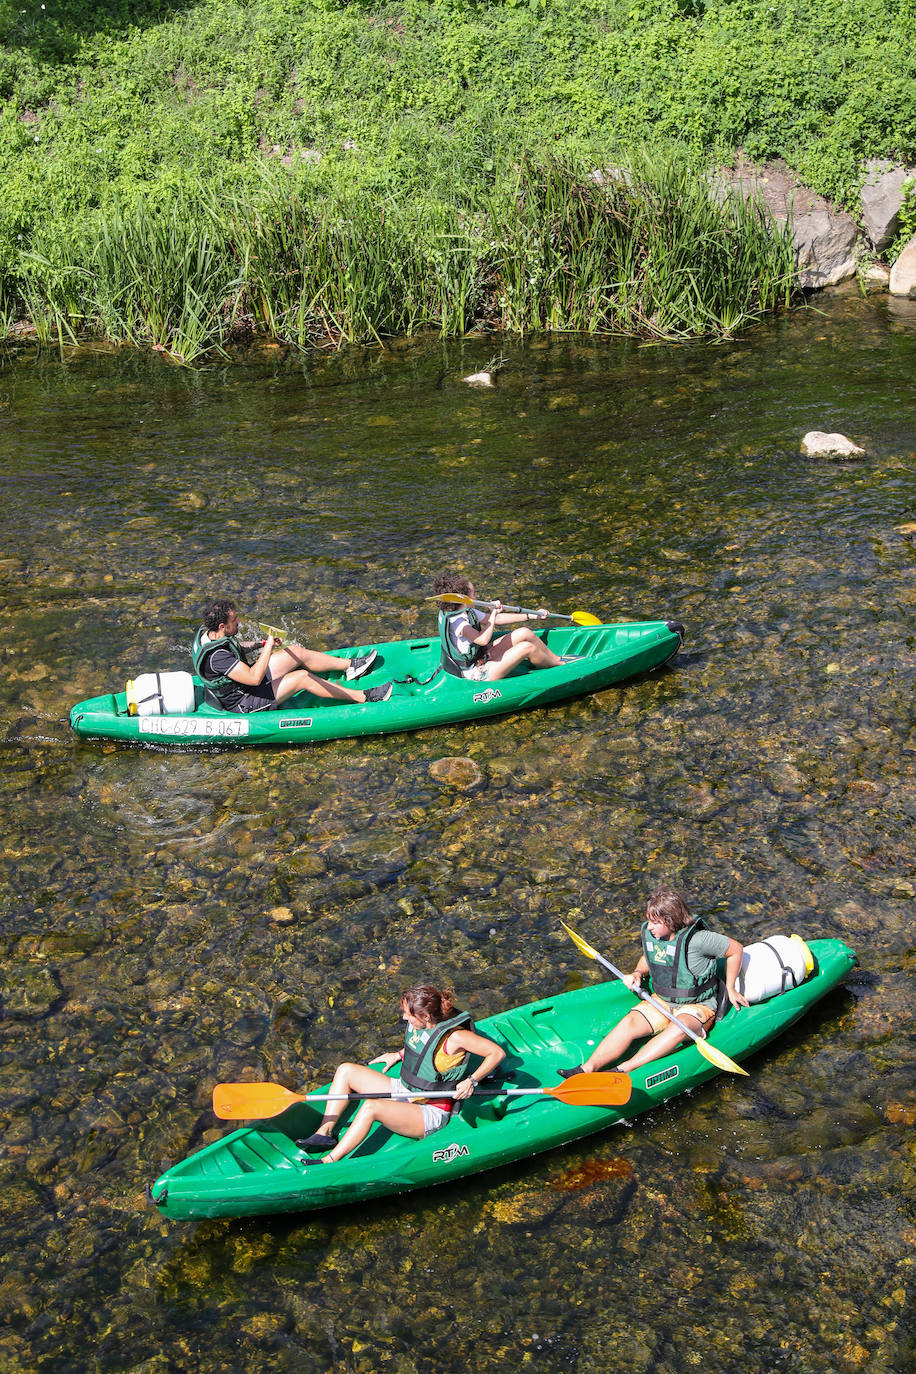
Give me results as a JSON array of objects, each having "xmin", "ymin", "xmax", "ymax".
[
  {"xmin": 213, "ymin": 1082, "xmax": 306, "ymax": 1120},
  {"xmin": 547, "ymin": 1072, "xmax": 632, "ymax": 1107}
]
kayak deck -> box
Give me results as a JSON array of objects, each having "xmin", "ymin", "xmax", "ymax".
[
  {"xmin": 69, "ymin": 620, "xmax": 684, "ymax": 746},
  {"xmin": 149, "ymin": 938, "xmax": 856, "ymax": 1221}
]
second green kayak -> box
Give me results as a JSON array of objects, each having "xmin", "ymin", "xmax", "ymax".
[
  {"xmin": 149, "ymin": 938, "xmax": 856, "ymax": 1221},
  {"xmin": 69, "ymin": 619, "xmax": 684, "ymax": 747}
]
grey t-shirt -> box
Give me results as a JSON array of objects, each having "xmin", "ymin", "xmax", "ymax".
[{"xmin": 681, "ymin": 929, "xmax": 732, "ymax": 1005}]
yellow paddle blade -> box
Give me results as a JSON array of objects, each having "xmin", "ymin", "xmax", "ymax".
[
  {"xmin": 561, "ymin": 920, "xmax": 602, "ymax": 962},
  {"xmin": 425, "ymin": 593, "xmax": 473, "ymax": 605},
  {"xmin": 548, "ymin": 1072, "xmax": 632, "ymax": 1107},
  {"xmin": 257, "ymin": 622, "xmax": 285, "ymax": 641},
  {"xmin": 695, "ymin": 1039, "xmax": 749, "ymax": 1076},
  {"xmin": 213, "ymin": 1082, "xmax": 305, "ymax": 1120},
  {"xmin": 570, "ymin": 612, "xmax": 603, "ymax": 626}
]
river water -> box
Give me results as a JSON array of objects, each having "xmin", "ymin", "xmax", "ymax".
[{"xmin": 0, "ymin": 287, "xmax": 914, "ymax": 1373}]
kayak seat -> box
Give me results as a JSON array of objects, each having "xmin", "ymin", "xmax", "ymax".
[{"xmin": 492, "ymin": 1010, "xmax": 567, "ymax": 1055}]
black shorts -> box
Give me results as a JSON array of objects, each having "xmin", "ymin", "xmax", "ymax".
[{"xmin": 233, "ymin": 666, "xmax": 278, "ymax": 713}]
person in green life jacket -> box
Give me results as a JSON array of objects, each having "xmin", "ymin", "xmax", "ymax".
[
  {"xmin": 297, "ymin": 984, "xmax": 505, "ymax": 1164},
  {"xmin": 192, "ymin": 598, "xmax": 392, "ymax": 712},
  {"xmin": 560, "ymin": 888, "xmax": 749, "ymax": 1078},
  {"xmin": 434, "ymin": 573, "xmax": 566, "ymax": 680}
]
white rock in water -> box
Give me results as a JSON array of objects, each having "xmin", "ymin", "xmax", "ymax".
[
  {"xmin": 801, "ymin": 431, "xmax": 865, "ymax": 459},
  {"xmin": 463, "ymin": 371, "xmax": 494, "ymax": 388}
]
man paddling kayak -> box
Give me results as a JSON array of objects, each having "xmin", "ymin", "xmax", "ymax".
[
  {"xmin": 298, "ymin": 984, "xmax": 505, "ymax": 1164},
  {"xmin": 560, "ymin": 889, "xmax": 749, "ymax": 1078},
  {"xmin": 434, "ymin": 573, "xmax": 567, "ymax": 680},
  {"xmin": 192, "ymin": 599, "xmax": 392, "ymax": 711}
]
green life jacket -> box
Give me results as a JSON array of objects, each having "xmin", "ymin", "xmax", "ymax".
[
  {"xmin": 640, "ymin": 917, "xmax": 719, "ymax": 1005},
  {"xmin": 400, "ymin": 1010, "xmax": 473, "ymax": 1093},
  {"xmin": 192, "ymin": 628, "xmax": 243, "ymax": 689},
  {"xmin": 438, "ymin": 607, "xmax": 484, "ymax": 676}
]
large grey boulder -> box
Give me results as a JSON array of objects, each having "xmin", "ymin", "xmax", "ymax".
[
  {"xmin": 861, "ymin": 160, "xmax": 916, "ymax": 252},
  {"xmin": 791, "ymin": 207, "xmax": 858, "ymax": 288},
  {"xmin": 890, "ymin": 235, "xmax": 916, "ymax": 297},
  {"xmin": 714, "ymin": 159, "xmax": 857, "ymax": 288}
]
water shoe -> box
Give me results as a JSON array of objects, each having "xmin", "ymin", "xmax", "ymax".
[{"xmin": 345, "ymin": 649, "xmax": 378, "ymax": 681}]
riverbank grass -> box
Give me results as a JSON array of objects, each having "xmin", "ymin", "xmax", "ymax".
[{"xmin": 2, "ymin": 156, "xmax": 796, "ymax": 362}]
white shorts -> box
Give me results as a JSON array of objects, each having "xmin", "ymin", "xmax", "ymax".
[
  {"xmin": 391, "ymin": 1078, "xmax": 454, "ymax": 1134},
  {"xmin": 459, "ymin": 661, "xmax": 490, "ymax": 681}
]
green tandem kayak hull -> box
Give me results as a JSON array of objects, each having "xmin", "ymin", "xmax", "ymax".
[
  {"xmin": 149, "ymin": 938, "xmax": 856, "ymax": 1222},
  {"xmin": 70, "ymin": 620, "xmax": 683, "ymax": 747}
]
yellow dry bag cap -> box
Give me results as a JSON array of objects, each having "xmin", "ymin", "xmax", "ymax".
[
  {"xmin": 125, "ymin": 680, "xmax": 138, "ymax": 716},
  {"xmin": 790, "ymin": 933, "xmax": 815, "ymax": 976}
]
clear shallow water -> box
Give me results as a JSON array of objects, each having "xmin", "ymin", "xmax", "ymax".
[{"xmin": 0, "ymin": 287, "xmax": 914, "ymax": 1373}]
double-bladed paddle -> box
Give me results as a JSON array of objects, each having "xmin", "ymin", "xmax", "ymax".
[
  {"xmin": 213, "ymin": 1072, "xmax": 632, "ymax": 1121},
  {"xmin": 428, "ymin": 593, "xmax": 602, "ymax": 627},
  {"xmin": 561, "ymin": 920, "xmax": 749, "ymax": 1076}
]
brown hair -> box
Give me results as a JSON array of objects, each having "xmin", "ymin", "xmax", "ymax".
[
  {"xmin": 433, "ymin": 572, "xmax": 472, "ymax": 611},
  {"xmin": 400, "ymin": 984, "xmax": 456, "ymax": 1025},
  {"xmin": 645, "ymin": 887, "xmax": 693, "ymax": 932}
]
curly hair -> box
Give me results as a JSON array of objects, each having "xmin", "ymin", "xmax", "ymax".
[
  {"xmin": 202, "ymin": 599, "xmax": 237, "ymax": 632},
  {"xmin": 433, "ymin": 572, "xmax": 473, "ymax": 611}
]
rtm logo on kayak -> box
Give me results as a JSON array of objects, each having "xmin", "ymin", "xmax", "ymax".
[
  {"xmin": 432, "ymin": 1143, "xmax": 470, "ymax": 1164},
  {"xmin": 472, "ymin": 688, "xmax": 502, "ymax": 704},
  {"xmin": 278, "ymin": 717, "xmax": 313, "ymax": 729},
  {"xmin": 645, "ymin": 1065, "xmax": 679, "ymax": 1090}
]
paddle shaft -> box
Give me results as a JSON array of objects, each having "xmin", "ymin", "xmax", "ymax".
[
  {"xmin": 213, "ymin": 1070, "xmax": 631, "ymax": 1119},
  {"xmin": 583, "ymin": 948, "xmax": 712, "ymax": 1048},
  {"xmin": 470, "ymin": 597, "xmax": 570, "ymax": 622},
  {"xmin": 271, "ymin": 1086, "xmax": 584, "ymax": 1102}
]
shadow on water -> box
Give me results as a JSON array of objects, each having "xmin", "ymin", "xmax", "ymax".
[{"xmin": 0, "ymin": 289, "xmax": 914, "ymax": 1371}]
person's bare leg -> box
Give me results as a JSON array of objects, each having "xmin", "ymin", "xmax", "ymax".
[
  {"xmin": 618, "ymin": 1015, "xmax": 706, "ymax": 1073},
  {"xmin": 581, "ymin": 1009, "xmax": 654, "ymax": 1073},
  {"xmin": 273, "ymin": 669, "xmax": 366, "ymax": 704},
  {"xmin": 485, "ymin": 632, "xmax": 564, "ymax": 680},
  {"xmin": 304, "ymin": 1062, "xmax": 392, "ymax": 1141},
  {"xmin": 270, "ymin": 646, "xmax": 351, "ymax": 676},
  {"xmin": 323, "ymin": 1100, "xmax": 427, "ymax": 1162}
]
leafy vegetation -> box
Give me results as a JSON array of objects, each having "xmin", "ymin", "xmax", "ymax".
[{"xmin": 0, "ymin": 0, "xmax": 912, "ymax": 355}]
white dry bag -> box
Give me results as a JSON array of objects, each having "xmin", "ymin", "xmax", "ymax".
[
  {"xmin": 736, "ymin": 934, "xmax": 815, "ymax": 1004},
  {"xmin": 126, "ymin": 671, "xmax": 196, "ymax": 716}
]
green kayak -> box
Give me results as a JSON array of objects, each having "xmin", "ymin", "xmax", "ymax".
[
  {"xmin": 149, "ymin": 938, "xmax": 856, "ymax": 1221},
  {"xmin": 69, "ymin": 620, "xmax": 683, "ymax": 747}
]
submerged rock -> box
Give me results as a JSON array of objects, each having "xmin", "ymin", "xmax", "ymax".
[
  {"xmin": 429, "ymin": 757, "xmax": 483, "ymax": 789},
  {"xmin": 801, "ymin": 431, "xmax": 865, "ymax": 459},
  {"xmin": 462, "ymin": 371, "xmax": 494, "ymax": 388},
  {"xmin": 0, "ymin": 960, "xmax": 62, "ymax": 1017}
]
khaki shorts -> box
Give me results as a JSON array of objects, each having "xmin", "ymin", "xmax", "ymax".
[{"xmin": 635, "ymin": 999, "xmax": 716, "ymax": 1036}]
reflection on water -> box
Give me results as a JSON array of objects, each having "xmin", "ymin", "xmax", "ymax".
[{"xmin": 0, "ymin": 289, "xmax": 914, "ymax": 1372}]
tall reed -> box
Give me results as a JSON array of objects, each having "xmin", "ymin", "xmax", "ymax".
[{"xmin": 0, "ymin": 154, "xmax": 797, "ymax": 360}]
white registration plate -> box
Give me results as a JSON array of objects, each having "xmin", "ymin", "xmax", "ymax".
[{"xmin": 138, "ymin": 716, "xmax": 250, "ymax": 739}]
